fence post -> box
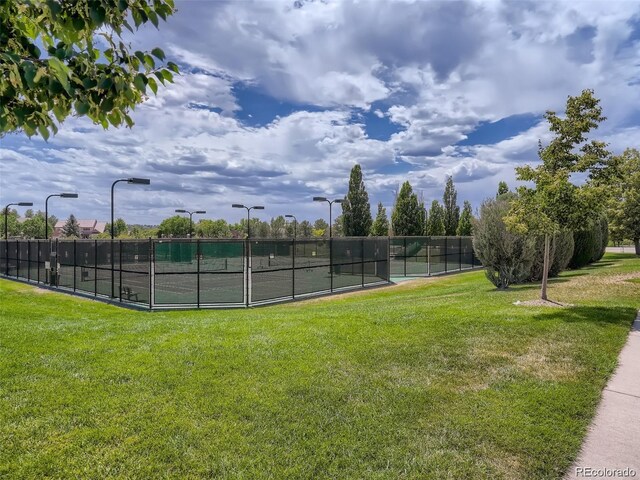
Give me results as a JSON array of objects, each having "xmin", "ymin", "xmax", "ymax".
[
  {"xmin": 119, "ymin": 240, "xmax": 123, "ymax": 302},
  {"xmin": 94, "ymin": 239, "xmax": 97, "ymax": 296},
  {"xmin": 27, "ymin": 240, "xmax": 30, "ymax": 282},
  {"xmin": 73, "ymin": 239, "xmax": 76, "ymax": 291},
  {"xmin": 16, "ymin": 239, "xmax": 20, "ymax": 279},
  {"xmin": 197, "ymin": 239, "xmax": 200, "ymax": 308},
  {"xmin": 292, "ymin": 237, "xmax": 296, "ymax": 300},
  {"xmin": 149, "ymin": 238, "xmax": 154, "ymax": 310},
  {"xmin": 459, "ymin": 236, "xmax": 462, "ymax": 271},
  {"xmin": 330, "ymin": 237, "xmax": 334, "ymax": 293},
  {"xmin": 246, "ymin": 239, "xmax": 251, "ymax": 307},
  {"xmin": 428, "ymin": 243, "xmax": 431, "ymax": 276},
  {"xmin": 403, "ymin": 237, "xmax": 407, "ymax": 277},
  {"xmin": 37, "ymin": 241, "xmax": 40, "ymax": 283},
  {"xmin": 361, "ymin": 237, "xmax": 365, "ymax": 287},
  {"xmin": 444, "ymin": 237, "xmax": 448, "ymax": 273}
]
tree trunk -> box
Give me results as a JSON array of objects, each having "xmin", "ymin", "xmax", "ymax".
[
  {"xmin": 635, "ymin": 238, "xmax": 640, "ymax": 256},
  {"xmin": 541, "ymin": 233, "xmax": 550, "ymax": 301}
]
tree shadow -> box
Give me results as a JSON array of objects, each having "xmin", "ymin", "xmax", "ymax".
[{"xmin": 532, "ymin": 305, "xmax": 638, "ymax": 327}]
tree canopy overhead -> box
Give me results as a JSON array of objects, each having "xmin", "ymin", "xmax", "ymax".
[{"xmin": 0, "ymin": 0, "xmax": 178, "ymax": 139}]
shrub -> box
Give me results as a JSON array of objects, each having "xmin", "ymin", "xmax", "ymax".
[
  {"xmin": 569, "ymin": 224, "xmax": 597, "ymax": 269},
  {"xmin": 527, "ymin": 230, "xmax": 575, "ymax": 281},
  {"xmin": 592, "ymin": 216, "xmax": 608, "ymax": 262},
  {"xmin": 549, "ymin": 230, "xmax": 575, "ymax": 277},
  {"xmin": 472, "ymin": 197, "xmax": 536, "ymax": 289}
]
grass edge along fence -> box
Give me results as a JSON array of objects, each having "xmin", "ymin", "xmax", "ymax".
[{"xmin": 0, "ymin": 236, "xmax": 479, "ymax": 309}]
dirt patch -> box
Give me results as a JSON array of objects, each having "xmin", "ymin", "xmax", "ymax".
[{"xmin": 513, "ymin": 299, "xmax": 573, "ymax": 308}]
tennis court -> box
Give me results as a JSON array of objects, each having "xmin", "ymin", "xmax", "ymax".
[{"xmin": 0, "ymin": 236, "xmax": 478, "ymax": 309}]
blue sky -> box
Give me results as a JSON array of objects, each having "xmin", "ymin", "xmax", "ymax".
[{"xmin": 1, "ymin": 0, "xmax": 640, "ymax": 225}]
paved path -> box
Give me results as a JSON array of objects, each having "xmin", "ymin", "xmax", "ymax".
[
  {"xmin": 606, "ymin": 246, "xmax": 638, "ymax": 255},
  {"xmin": 566, "ymin": 311, "xmax": 640, "ymax": 479}
]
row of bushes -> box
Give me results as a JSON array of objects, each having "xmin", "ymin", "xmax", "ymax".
[{"xmin": 472, "ymin": 197, "xmax": 609, "ymax": 289}]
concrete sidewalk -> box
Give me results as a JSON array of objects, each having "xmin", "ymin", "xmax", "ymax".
[{"xmin": 566, "ymin": 311, "xmax": 640, "ymax": 479}]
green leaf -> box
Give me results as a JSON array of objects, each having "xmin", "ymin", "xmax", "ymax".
[
  {"xmin": 47, "ymin": 57, "xmax": 71, "ymax": 94},
  {"xmin": 24, "ymin": 63, "xmax": 37, "ymax": 88},
  {"xmin": 167, "ymin": 62, "xmax": 179, "ymax": 74},
  {"xmin": 90, "ymin": 6, "xmax": 106, "ymax": 25},
  {"xmin": 98, "ymin": 77, "xmax": 113, "ymax": 90},
  {"xmin": 118, "ymin": 0, "xmax": 128, "ymax": 12},
  {"xmin": 148, "ymin": 10, "xmax": 159, "ymax": 28},
  {"xmin": 161, "ymin": 69, "xmax": 173, "ymax": 83},
  {"xmin": 107, "ymin": 110, "xmax": 122, "ymax": 126},
  {"xmin": 144, "ymin": 54, "xmax": 155, "ymax": 69},
  {"xmin": 134, "ymin": 73, "xmax": 147, "ymax": 92},
  {"xmin": 53, "ymin": 105, "xmax": 66, "ymax": 121},
  {"xmin": 82, "ymin": 78, "xmax": 97, "ymax": 89},
  {"xmin": 100, "ymin": 97, "xmax": 114, "ymax": 112},
  {"xmin": 38, "ymin": 124, "xmax": 50, "ymax": 141},
  {"xmin": 151, "ymin": 48, "xmax": 165, "ymax": 61},
  {"xmin": 75, "ymin": 100, "xmax": 90, "ymax": 115},
  {"xmin": 72, "ymin": 16, "xmax": 84, "ymax": 31},
  {"xmin": 147, "ymin": 77, "xmax": 158, "ymax": 95},
  {"xmin": 123, "ymin": 113, "xmax": 134, "ymax": 128}
]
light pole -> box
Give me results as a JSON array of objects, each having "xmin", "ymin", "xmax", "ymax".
[
  {"xmin": 45, "ymin": 193, "xmax": 78, "ymax": 239},
  {"xmin": 284, "ymin": 214, "xmax": 297, "ymax": 238},
  {"xmin": 110, "ymin": 177, "xmax": 150, "ymax": 298},
  {"xmin": 175, "ymin": 209, "xmax": 206, "ymax": 238},
  {"xmin": 313, "ymin": 196, "xmax": 343, "ymax": 237},
  {"xmin": 4, "ymin": 202, "xmax": 33, "ymax": 276},
  {"xmin": 4, "ymin": 202, "xmax": 33, "ymax": 240},
  {"xmin": 232, "ymin": 204, "xmax": 265, "ymax": 238}
]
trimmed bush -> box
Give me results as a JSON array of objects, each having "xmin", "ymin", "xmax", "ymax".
[
  {"xmin": 549, "ymin": 230, "xmax": 575, "ymax": 277},
  {"xmin": 528, "ymin": 230, "xmax": 575, "ymax": 281},
  {"xmin": 593, "ymin": 216, "xmax": 608, "ymax": 262},
  {"xmin": 473, "ymin": 197, "xmax": 536, "ymax": 289},
  {"xmin": 570, "ymin": 222, "xmax": 598, "ymax": 269}
]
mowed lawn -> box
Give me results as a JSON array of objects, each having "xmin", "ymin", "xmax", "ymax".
[{"xmin": 1, "ymin": 254, "xmax": 639, "ymax": 479}]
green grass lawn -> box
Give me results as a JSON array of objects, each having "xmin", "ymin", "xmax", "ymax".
[{"xmin": 1, "ymin": 254, "xmax": 639, "ymax": 479}]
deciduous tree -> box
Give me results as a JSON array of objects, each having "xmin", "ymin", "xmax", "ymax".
[
  {"xmin": 1, "ymin": 0, "xmax": 179, "ymax": 139},
  {"xmin": 506, "ymin": 89, "xmax": 610, "ymax": 300}
]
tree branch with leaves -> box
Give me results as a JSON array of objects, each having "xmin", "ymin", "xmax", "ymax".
[{"xmin": 0, "ymin": 0, "xmax": 179, "ymax": 139}]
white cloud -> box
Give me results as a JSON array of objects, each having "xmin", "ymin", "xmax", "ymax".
[{"xmin": 2, "ymin": 0, "xmax": 640, "ymax": 224}]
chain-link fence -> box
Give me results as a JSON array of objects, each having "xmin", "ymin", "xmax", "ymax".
[
  {"xmin": 390, "ymin": 236, "xmax": 480, "ymax": 277},
  {"xmin": 1, "ymin": 236, "xmax": 478, "ymax": 308}
]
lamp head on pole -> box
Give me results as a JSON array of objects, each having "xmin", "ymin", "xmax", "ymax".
[
  {"xmin": 333, "ymin": 199, "xmax": 344, "ymax": 204},
  {"xmin": 175, "ymin": 209, "xmax": 187, "ymax": 213},
  {"xmin": 60, "ymin": 193, "xmax": 78, "ymax": 198},
  {"xmin": 251, "ymin": 206, "xmax": 265, "ymax": 210},
  {"xmin": 194, "ymin": 210, "xmax": 206, "ymax": 214},
  {"xmin": 313, "ymin": 196, "xmax": 327, "ymax": 202},
  {"xmin": 128, "ymin": 178, "xmax": 150, "ymax": 185},
  {"xmin": 285, "ymin": 215, "xmax": 295, "ymax": 219},
  {"xmin": 18, "ymin": 202, "xmax": 33, "ymax": 206},
  {"xmin": 232, "ymin": 204, "xmax": 246, "ymax": 209}
]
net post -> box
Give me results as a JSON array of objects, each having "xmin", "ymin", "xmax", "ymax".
[{"xmin": 197, "ymin": 238, "xmax": 201, "ymax": 308}]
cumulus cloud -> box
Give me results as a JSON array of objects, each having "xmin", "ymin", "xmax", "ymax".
[{"xmin": 1, "ymin": 0, "xmax": 639, "ymax": 224}]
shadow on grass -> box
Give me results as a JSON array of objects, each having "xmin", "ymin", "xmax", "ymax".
[{"xmin": 533, "ymin": 305, "xmax": 638, "ymax": 327}]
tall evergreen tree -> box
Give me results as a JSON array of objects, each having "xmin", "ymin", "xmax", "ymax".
[
  {"xmin": 391, "ymin": 181, "xmax": 422, "ymax": 236},
  {"xmin": 456, "ymin": 201, "xmax": 473, "ymax": 236},
  {"xmin": 342, "ymin": 164, "xmax": 372, "ymax": 236},
  {"xmin": 62, "ymin": 214, "xmax": 80, "ymax": 238},
  {"xmin": 426, "ymin": 200, "xmax": 445, "ymax": 236},
  {"xmin": 442, "ymin": 176, "xmax": 460, "ymax": 235},
  {"xmin": 370, "ymin": 202, "xmax": 390, "ymax": 236},
  {"xmin": 497, "ymin": 181, "xmax": 509, "ymax": 197}
]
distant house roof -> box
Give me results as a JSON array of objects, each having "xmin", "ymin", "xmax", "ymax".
[{"xmin": 54, "ymin": 219, "xmax": 106, "ymax": 233}]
